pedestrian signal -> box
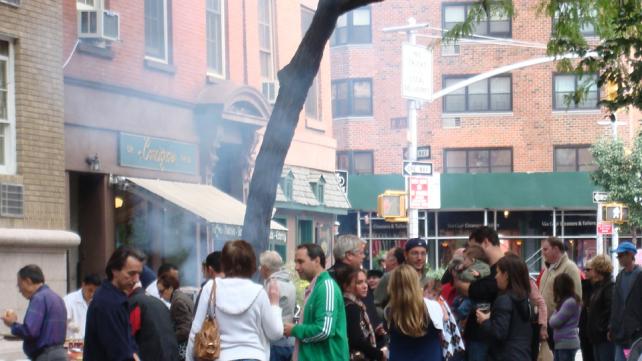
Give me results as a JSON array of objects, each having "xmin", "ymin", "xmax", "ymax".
[
  {"xmin": 377, "ymin": 191, "xmax": 407, "ymax": 222},
  {"xmin": 605, "ymin": 81, "xmax": 618, "ymax": 102},
  {"xmin": 602, "ymin": 202, "xmax": 628, "ymax": 224}
]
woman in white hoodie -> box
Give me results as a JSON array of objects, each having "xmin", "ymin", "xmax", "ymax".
[{"xmin": 186, "ymin": 240, "xmax": 283, "ymax": 361}]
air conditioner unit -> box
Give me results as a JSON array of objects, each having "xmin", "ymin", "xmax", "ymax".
[
  {"xmin": 78, "ymin": 9, "xmax": 119, "ymax": 41},
  {"xmin": 262, "ymin": 81, "xmax": 279, "ymax": 104}
]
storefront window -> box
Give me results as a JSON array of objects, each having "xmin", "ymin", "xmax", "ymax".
[
  {"xmin": 555, "ymin": 211, "xmax": 596, "ymax": 236},
  {"xmin": 496, "ymin": 210, "xmax": 552, "ymax": 236},
  {"xmin": 438, "ymin": 211, "xmax": 485, "ymax": 237}
]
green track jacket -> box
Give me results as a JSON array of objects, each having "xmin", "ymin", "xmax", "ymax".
[{"xmin": 291, "ymin": 271, "xmax": 349, "ymax": 361}]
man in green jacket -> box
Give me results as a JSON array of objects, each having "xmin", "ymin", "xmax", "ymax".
[{"xmin": 284, "ymin": 244, "xmax": 349, "ymax": 361}]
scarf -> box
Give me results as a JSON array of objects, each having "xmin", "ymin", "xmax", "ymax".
[{"xmin": 344, "ymin": 293, "xmax": 376, "ymax": 348}]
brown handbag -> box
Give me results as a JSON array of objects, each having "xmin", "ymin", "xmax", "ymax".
[{"xmin": 194, "ymin": 279, "xmax": 221, "ymax": 361}]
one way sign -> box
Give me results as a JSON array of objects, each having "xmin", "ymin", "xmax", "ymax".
[{"xmin": 403, "ymin": 160, "xmax": 433, "ymax": 177}]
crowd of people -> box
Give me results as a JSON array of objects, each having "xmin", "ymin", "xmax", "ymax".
[{"xmin": 1, "ymin": 226, "xmax": 641, "ymax": 361}]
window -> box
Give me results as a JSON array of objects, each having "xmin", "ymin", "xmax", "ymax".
[
  {"xmin": 206, "ymin": 0, "xmax": 225, "ymax": 77},
  {"xmin": 553, "ymin": 73, "xmax": 598, "ymax": 110},
  {"xmin": 554, "ymin": 145, "xmax": 596, "ymax": 172},
  {"xmin": 258, "ymin": 0, "xmax": 276, "ymax": 101},
  {"xmin": 331, "ymin": 6, "xmax": 371, "ymax": 46},
  {"xmin": 337, "ymin": 151, "xmax": 374, "ymax": 174},
  {"xmin": 145, "ymin": 0, "xmax": 169, "ymax": 62},
  {"xmin": 443, "ymin": 75, "xmax": 512, "ymax": 113},
  {"xmin": 0, "ymin": 0, "xmax": 20, "ymax": 6},
  {"xmin": 443, "ymin": 3, "xmax": 511, "ymax": 38},
  {"xmin": 0, "ymin": 183, "xmax": 23, "ymax": 217},
  {"xmin": 280, "ymin": 173, "xmax": 293, "ymax": 200},
  {"xmin": 332, "ymin": 78, "xmax": 372, "ymax": 117},
  {"xmin": 444, "ymin": 148, "xmax": 512, "ymax": 173},
  {"xmin": 553, "ymin": 5, "xmax": 596, "ymax": 37},
  {"xmin": 311, "ymin": 178, "xmax": 325, "ymax": 204},
  {"xmin": 391, "ymin": 117, "xmax": 408, "ymax": 129},
  {"xmin": 301, "ymin": 7, "xmax": 319, "ymax": 119},
  {"xmin": 297, "ymin": 219, "xmax": 313, "ymax": 244},
  {"xmin": 76, "ymin": 0, "xmax": 97, "ymax": 9},
  {"xmin": 0, "ymin": 40, "xmax": 15, "ymax": 174}
]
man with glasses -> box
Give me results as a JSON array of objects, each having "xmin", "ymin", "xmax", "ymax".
[
  {"xmin": 609, "ymin": 241, "xmax": 642, "ymax": 361},
  {"xmin": 328, "ymin": 234, "xmax": 366, "ymax": 280},
  {"xmin": 374, "ymin": 238, "xmax": 429, "ymax": 317}
]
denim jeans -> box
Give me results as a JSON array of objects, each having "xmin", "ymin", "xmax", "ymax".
[
  {"xmin": 615, "ymin": 344, "xmax": 627, "ymax": 361},
  {"xmin": 270, "ymin": 345, "xmax": 294, "ymax": 361},
  {"xmin": 592, "ymin": 342, "xmax": 615, "ymax": 361},
  {"xmin": 466, "ymin": 340, "xmax": 488, "ymax": 361},
  {"xmin": 553, "ymin": 348, "xmax": 577, "ymax": 361}
]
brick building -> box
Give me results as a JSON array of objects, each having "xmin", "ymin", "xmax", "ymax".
[
  {"xmin": 331, "ymin": 1, "xmax": 640, "ymax": 270},
  {"xmin": 0, "ymin": 0, "xmax": 79, "ymax": 337},
  {"xmin": 63, "ymin": 0, "xmax": 348, "ymax": 286}
]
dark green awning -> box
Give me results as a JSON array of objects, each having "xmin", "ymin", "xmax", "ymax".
[{"xmin": 348, "ymin": 172, "xmax": 599, "ymax": 211}]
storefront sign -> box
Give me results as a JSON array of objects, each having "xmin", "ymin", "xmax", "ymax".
[
  {"xmin": 119, "ymin": 132, "xmax": 197, "ymax": 175},
  {"xmin": 211, "ymin": 223, "xmax": 287, "ymax": 243}
]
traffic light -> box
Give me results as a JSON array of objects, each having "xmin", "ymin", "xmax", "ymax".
[
  {"xmin": 602, "ymin": 202, "xmax": 629, "ymax": 224},
  {"xmin": 377, "ymin": 191, "xmax": 407, "ymax": 222}
]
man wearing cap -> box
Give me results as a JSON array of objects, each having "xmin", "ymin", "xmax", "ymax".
[
  {"xmin": 609, "ymin": 241, "xmax": 642, "ymax": 361},
  {"xmin": 374, "ymin": 238, "xmax": 429, "ymax": 317}
]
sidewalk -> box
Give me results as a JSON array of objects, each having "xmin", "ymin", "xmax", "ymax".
[{"xmin": 0, "ymin": 338, "xmax": 26, "ymax": 361}]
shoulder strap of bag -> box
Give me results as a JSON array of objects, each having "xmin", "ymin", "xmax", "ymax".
[{"xmin": 207, "ymin": 278, "xmax": 217, "ymax": 319}]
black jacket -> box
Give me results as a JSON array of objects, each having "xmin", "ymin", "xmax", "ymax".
[
  {"xmin": 480, "ymin": 292, "xmax": 532, "ymax": 361},
  {"xmin": 465, "ymin": 264, "xmax": 499, "ymax": 341},
  {"xmin": 586, "ymin": 279, "xmax": 613, "ymax": 344},
  {"xmin": 345, "ymin": 299, "xmax": 383, "ymax": 361},
  {"xmin": 610, "ymin": 266, "xmax": 642, "ymax": 346},
  {"xmin": 129, "ymin": 288, "xmax": 180, "ymax": 361}
]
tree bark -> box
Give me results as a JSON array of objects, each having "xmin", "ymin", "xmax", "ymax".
[{"xmin": 241, "ymin": 0, "xmax": 382, "ymax": 257}]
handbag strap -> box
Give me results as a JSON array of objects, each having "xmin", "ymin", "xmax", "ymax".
[{"xmin": 207, "ymin": 278, "xmax": 217, "ymax": 319}]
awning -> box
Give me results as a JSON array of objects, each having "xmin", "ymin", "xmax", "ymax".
[
  {"xmin": 347, "ymin": 172, "xmax": 598, "ymax": 211},
  {"xmin": 125, "ymin": 177, "xmax": 287, "ymax": 243}
]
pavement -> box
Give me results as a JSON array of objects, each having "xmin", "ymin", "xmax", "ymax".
[{"xmin": 0, "ymin": 338, "xmax": 26, "ymax": 361}]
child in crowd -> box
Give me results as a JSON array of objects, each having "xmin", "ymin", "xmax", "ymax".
[
  {"xmin": 451, "ymin": 245, "xmax": 490, "ymax": 327},
  {"xmin": 424, "ymin": 278, "xmax": 465, "ymax": 361},
  {"xmin": 549, "ymin": 273, "xmax": 581, "ymax": 361}
]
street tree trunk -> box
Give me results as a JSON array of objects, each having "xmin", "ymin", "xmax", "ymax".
[{"xmin": 242, "ymin": 0, "xmax": 382, "ymax": 257}]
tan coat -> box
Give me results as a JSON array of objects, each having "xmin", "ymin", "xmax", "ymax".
[{"xmin": 539, "ymin": 253, "xmax": 582, "ymax": 320}]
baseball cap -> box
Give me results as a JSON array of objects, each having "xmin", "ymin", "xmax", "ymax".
[
  {"xmin": 405, "ymin": 238, "xmax": 428, "ymax": 252},
  {"xmin": 612, "ymin": 241, "xmax": 637, "ymax": 255}
]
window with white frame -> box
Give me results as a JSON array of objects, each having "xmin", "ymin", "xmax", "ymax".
[
  {"xmin": 443, "ymin": 3, "xmax": 511, "ymax": 38},
  {"xmin": 553, "ymin": 73, "xmax": 599, "ymax": 110},
  {"xmin": 258, "ymin": 0, "xmax": 276, "ymax": 101},
  {"xmin": 553, "ymin": 5, "xmax": 596, "ymax": 37},
  {"xmin": 554, "ymin": 145, "xmax": 596, "ymax": 172},
  {"xmin": 0, "ymin": 40, "xmax": 15, "ymax": 174},
  {"xmin": 444, "ymin": 148, "xmax": 512, "ymax": 174},
  {"xmin": 145, "ymin": 0, "xmax": 169, "ymax": 62},
  {"xmin": 76, "ymin": 0, "xmax": 98, "ymax": 9},
  {"xmin": 301, "ymin": 6, "xmax": 319, "ymax": 119},
  {"xmin": 332, "ymin": 78, "xmax": 373, "ymax": 117},
  {"xmin": 206, "ymin": 0, "xmax": 225, "ymax": 77},
  {"xmin": 443, "ymin": 75, "xmax": 512, "ymax": 113}
]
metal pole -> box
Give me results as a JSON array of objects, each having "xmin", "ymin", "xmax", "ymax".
[
  {"xmin": 597, "ymin": 204, "xmax": 603, "ymax": 255},
  {"xmin": 407, "ymin": 19, "xmax": 419, "ymax": 239}
]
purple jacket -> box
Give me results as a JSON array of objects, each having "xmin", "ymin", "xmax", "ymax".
[{"xmin": 549, "ymin": 297, "xmax": 580, "ymax": 350}]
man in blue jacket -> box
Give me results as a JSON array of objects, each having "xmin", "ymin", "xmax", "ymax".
[{"xmin": 84, "ymin": 246, "xmax": 145, "ymax": 361}]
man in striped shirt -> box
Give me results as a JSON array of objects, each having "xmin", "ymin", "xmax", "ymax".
[{"xmin": 284, "ymin": 243, "xmax": 349, "ymax": 361}]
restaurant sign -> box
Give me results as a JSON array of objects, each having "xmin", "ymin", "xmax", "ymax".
[{"xmin": 119, "ymin": 132, "xmax": 197, "ymax": 175}]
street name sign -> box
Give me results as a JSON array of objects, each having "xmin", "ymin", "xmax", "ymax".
[
  {"xmin": 403, "ymin": 160, "xmax": 433, "ymax": 177},
  {"xmin": 593, "ymin": 191, "xmax": 610, "ymax": 203},
  {"xmin": 403, "ymin": 146, "xmax": 431, "ymax": 160},
  {"xmin": 401, "ymin": 43, "xmax": 433, "ymax": 101}
]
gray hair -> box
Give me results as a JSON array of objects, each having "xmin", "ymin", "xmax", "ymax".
[
  {"xmin": 333, "ymin": 234, "xmax": 366, "ymax": 261},
  {"xmin": 259, "ymin": 250, "xmax": 283, "ymax": 273}
]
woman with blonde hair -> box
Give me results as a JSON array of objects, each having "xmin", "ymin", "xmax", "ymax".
[
  {"xmin": 585, "ymin": 255, "xmax": 615, "ymax": 361},
  {"xmin": 385, "ymin": 264, "xmax": 442, "ymax": 361}
]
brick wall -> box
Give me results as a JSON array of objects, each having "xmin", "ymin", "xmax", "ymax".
[
  {"xmin": 331, "ymin": 0, "xmax": 640, "ymax": 175},
  {"xmin": 0, "ymin": 1, "xmax": 66, "ymax": 229}
]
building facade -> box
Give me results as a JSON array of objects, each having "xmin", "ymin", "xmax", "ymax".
[
  {"xmin": 331, "ymin": 0, "xmax": 641, "ymax": 270},
  {"xmin": 0, "ymin": 0, "xmax": 79, "ymax": 334},
  {"xmin": 63, "ymin": 0, "xmax": 347, "ymax": 286}
]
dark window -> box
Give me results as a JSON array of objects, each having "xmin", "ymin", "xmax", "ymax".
[
  {"xmin": 443, "ymin": 75, "xmax": 512, "ymax": 113},
  {"xmin": 302, "ymin": 7, "xmax": 319, "ymax": 119},
  {"xmin": 390, "ymin": 117, "xmax": 408, "ymax": 129},
  {"xmin": 331, "ymin": 6, "xmax": 371, "ymax": 46},
  {"xmin": 280, "ymin": 175, "xmax": 293, "ymax": 200},
  {"xmin": 297, "ymin": 219, "xmax": 314, "ymax": 244},
  {"xmin": 311, "ymin": 179, "xmax": 325, "ymax": 204},
  {"xmin": 554, "ymin": 145, "xmax": 596, "ymax": 172},
  {"xmin": 145, "ymin": 0, "xmax": 169, "ymax": 61},
  {"xmin": 337, "ymin": 151, "xmax": 374, "ymax": 175},
  {"xmin": 442, "ymin": 3, "xmax": 511, "ymax": 38},
  {"xmin": 444, "ymin": 148, "xmax": 512, "ymax": 173},
  {"xmin": 332, "ymin": 78, "xmax": 372, "ymax": 117},
  {"xmin": 206, "ymin": 0, "xmax": 224, "ymax": 76},
  {"xmin": 553, "ymin": 73, "xmax": 599, "ymax": 110}
]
